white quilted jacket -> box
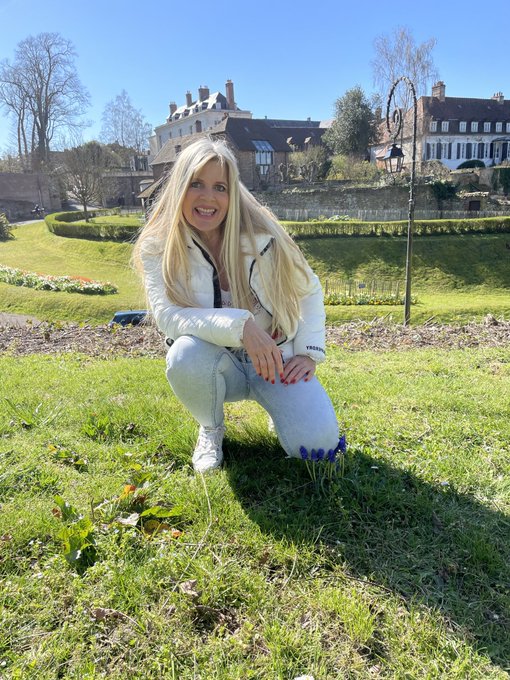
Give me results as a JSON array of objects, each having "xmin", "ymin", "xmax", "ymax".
[{"xmin": 141, "ymin": 232, "xmax": 326, "ymax": 363}]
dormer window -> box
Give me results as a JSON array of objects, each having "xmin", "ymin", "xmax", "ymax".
[
  {"xmin": 496, "ymin": 122, "xmax": 503, "ymax": 132},
  {"xmin": 471, "ymin": 121, "xmax": 478, "ymax": 132},
  {"xmin": 484, "ymin": 122, "xmax": 491, "ymax": 132},
  {"xmin": 459, "ymin": 121, "xmax": 467, "ymax": 132},
  {"xmin": 429, "ymin": 121, "xmax": 438, "ymax": 132},
  {"xmin": 506, "ymin": 123, "xmax": 510, "ymax": 133},
  {"xmin": 441, "ymin": 121, "xmax": 449, "ymax": 132},
  {"xmin": 202, "ymin": 102, "xmax": 208, "ymax": 110}
]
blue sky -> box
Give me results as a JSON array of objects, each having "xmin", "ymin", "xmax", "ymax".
[{"xmin": 0, "ymin": 0, "xmax": 509, "ymax": 152}]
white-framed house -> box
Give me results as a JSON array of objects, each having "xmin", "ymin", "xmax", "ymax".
[
  {"xmin": 148, "ymin": 80, "xmax": 252, "ymax": 158},
  {"xmin": 371, "ymin": 82, "xmax": 510, "ymax": 171}
]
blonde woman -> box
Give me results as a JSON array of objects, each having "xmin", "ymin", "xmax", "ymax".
[{"xmin": 133, "ymin": 137, "xmax": 341, "ymax": 472}]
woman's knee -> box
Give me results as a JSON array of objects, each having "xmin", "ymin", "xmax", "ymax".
[
  {"xmin": 166, "ymin": 336, "xmax": 221, "ymax": 374},
  {"xmin": 279, "ymin": 413, "xmax": 339, "ymax": 459}
]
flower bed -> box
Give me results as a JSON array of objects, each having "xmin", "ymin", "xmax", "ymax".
[
  {"xmin": 0, "ymin": 265, "xmax": 118, "ymax": 295},
  {"xmin": 323, "ymin": 291, "xmax": 416, "ymax": 306}
]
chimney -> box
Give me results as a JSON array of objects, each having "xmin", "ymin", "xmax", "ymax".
[
  {"xmin": 225, "ymin": 79, "xmax": 235, "ymax": 110},
  {"xmin": 432, "ymin": 81, "xmax": 446, "ymax": 102},
  {"xmin": 169, "ymin": 102, "xmax": 177, "ymax": 115},
  {"xmin": 491, "ymin": 91, "xmax": 505, "ymax": 104},
  {"xmin": 198, "ymin": 85, "xmax": 210, "ymax": 102},
  {"xmin": 185, "ymin": 91, "xmax": 193, "ymax": 107}
]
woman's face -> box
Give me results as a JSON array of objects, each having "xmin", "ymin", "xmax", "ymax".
[{"xmin": 182, "ymin": 159, "xmax": 229, "ymax": 241}]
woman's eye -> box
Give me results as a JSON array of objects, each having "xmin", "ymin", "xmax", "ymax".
[
  {"xmin": 215, "ymin": 185, "xmax": 226, "ymax": 192},
  {"xmin": 190, "ymin": 181, "xmax": 201, "ymax": 189}
]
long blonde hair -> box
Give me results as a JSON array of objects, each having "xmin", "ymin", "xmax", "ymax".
[{"xmin": 133, "ymin": 136, "xmax": 311, "ymax": 337}]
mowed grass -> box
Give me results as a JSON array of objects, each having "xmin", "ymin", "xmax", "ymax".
[
  {"xmin": 0, "ymin": 347, "xmax": 509, "ymax": 678},
  {"xmin": 0, "ymin": 222, "xmax": 145, "ymax": 323},
  {"xmin": 1, "ymin": 222, "xmax": 509, "ymax": 324}
]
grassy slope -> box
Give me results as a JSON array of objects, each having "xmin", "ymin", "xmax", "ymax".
[
  {"xmin": 1, "ymin": 222, "xmax": 509, "ymax": 324},
  {"xmin": 0, "ymin": 221, "xmax": 145, "ymax": 323},
  {"xmin": 0, "ymin": 348, "xmax": 508, "ymax": 677}
]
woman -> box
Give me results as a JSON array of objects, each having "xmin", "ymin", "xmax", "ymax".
[{"xmin": 133, "ymin": 137, "xmax": 341, "ymax": 472}]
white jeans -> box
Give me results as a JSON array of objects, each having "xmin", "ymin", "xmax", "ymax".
[{"xmin": 165, "ymin": 335, "xmax": 339, "ymax": 458}]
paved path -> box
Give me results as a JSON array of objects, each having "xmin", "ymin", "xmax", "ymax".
[{"xmin": 0, "ymin": 312, "xmax": 40, "ymax": 327}]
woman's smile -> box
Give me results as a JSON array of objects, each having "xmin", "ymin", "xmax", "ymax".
[{"xmin": 182, "ymin": 160, "xmax": 229, "ymax": 237}]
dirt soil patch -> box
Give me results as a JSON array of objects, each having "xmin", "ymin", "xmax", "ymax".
[{"xmin": 1, "ymin": 315, "xmax": 508, "ymax": 357}]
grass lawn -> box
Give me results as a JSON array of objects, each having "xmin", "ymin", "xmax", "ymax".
[
  {"xmin": 1, "ymin": 222, "xmax": 509, "ymax": 325},
  {"xmin": 0, "ymin": 347, "xmax": 509, "ymax": 677},
  {"xmin": 0, "ymin": 221, "xmax": 146, "ymax": 323}
]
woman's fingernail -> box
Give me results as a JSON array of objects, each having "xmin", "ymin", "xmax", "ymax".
[
  {"xmin": 279, "ymin": 373, "xmax": 284, "ymax": 379},
  {"xmin": 291, "ymin": 379, "xmax": 296, "ymax": 384},
  {"xmin": 280, "ymin": 378, "xmax": 285, "ymax": 383},
  {"xmin": 271, "ymin": 379, "xmax": 275, "ymax": 384}
]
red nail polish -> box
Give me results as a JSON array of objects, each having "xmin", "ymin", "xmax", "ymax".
[
  {"xmin": 271, "ymin": 379, "xmax": 275, "ymax": 384},
  {"xmin": 291, "ymin": 379, "xmax": 296, "ymax": 384}
]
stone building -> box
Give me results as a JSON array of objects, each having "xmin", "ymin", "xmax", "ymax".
[
  {"xmin": 149, "ymin": 80, "xmax": 252, "ymax": 158},
  {"xmin": 371, "ymin": 82, "xmax": 510, "ymax": 171}
]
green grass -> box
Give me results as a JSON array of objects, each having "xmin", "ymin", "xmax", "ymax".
[
  {"xmin": 1, "ymin": 222, "xmax": 509, "ymax": 324},
  {"xmin": 0, "ymin": 347, "xmax": 508, "ymax": 677},
  {"xmin": 0, "ymin": 221, "xmax": 145, "ymax": 323},
  {"xmin": 72, "ymin": 214, "xmax": 144, "ymax": 227}
]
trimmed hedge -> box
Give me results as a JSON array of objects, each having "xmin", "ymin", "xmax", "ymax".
[
  {"xmin": 45, "ymin": 211, "xmax": 141, "ymax": 242},
  {"xmin": 282, "ymin": 216, "xmax": 510, "ymax": 239}
]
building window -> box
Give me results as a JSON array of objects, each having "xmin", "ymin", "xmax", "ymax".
[
  {"xmin": 253, "ymin": 140, "xmax": 274, "ymax": 175},
  {"xmin": 478, "ymin": 143, "xmax": 485, "ymax": 159},
  {"xmin": 496, "ymin": 122, "xmax": 503, "ymax": 132},
  {"xmin": 429, "ymin": 121, "xmax": 438, "ymax": 132},
  {"xmin": 506, "ymin": 123, "xmax": 510, "ymax": 133},
  {"xmin": 471, "ymin": 121, "xmax": 478, "ymax": 132},
  {"xmin": 459, "ymin": 121, "xmax": 467, "ymax": 132},
  {"xmin": 441, "ymin": 121, "xmax": 449, "ymax": 132},
  {"xmin": 484, "ymin": 122, "xmax": 491, "ymax": 132},
  {"xmin": 466, "ymin": 143, "xmax": 472, "ymax": 160}
]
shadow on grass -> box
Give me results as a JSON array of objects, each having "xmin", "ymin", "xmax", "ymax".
[{"xmin": 224, "ymin": 437, "xmax": 509, "ymax": 669}]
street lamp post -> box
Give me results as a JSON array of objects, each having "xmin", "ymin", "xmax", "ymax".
[{"xmin": 384, "ymin": 76, "xmax": 417, "ymax": 326}]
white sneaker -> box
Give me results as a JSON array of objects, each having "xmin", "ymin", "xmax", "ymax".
[{"xmin": 192, "ymin": 425, "xmax": 225, "ymax": 473}]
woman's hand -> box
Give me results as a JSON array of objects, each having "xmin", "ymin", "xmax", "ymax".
[
  {"xmin": 242, "ymin": 318, "xmax": 284, "ymax": 383},
  {"xmin": 281, "ymin": 354, "xmax": 316, "ymax": 385}
]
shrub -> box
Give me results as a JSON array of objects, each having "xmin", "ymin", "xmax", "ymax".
[
  {"xmin": 0, "ymin": 212, "xmax": 11, "ymax": 240},
  {"xmin": 45, "ymin": 210, "xmax": 141, "ymax": 242},
  {"xmin": 282, "ymin": 216, "xmax": 510, "ymax": 239}
]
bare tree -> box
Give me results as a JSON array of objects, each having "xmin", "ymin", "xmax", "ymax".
[
  {"xmin": 100, "ymin": 90, "xmax": 152, "ymax": 153},
  {"xmin": 62, "ymin": 142, "xmax": 118, "ymax": 220},
  {"xmin": 371, "ymin": 26, "xmax": 439, "ymax": 111},
  {"xmin": 0, "ymin": 32, "xmax": 89, "ymax": 171}
]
